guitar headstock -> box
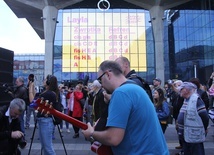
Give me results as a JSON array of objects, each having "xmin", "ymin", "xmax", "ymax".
[{"xmin": 33, "ymin": 98, "xmax": 54, "ymax": 116}]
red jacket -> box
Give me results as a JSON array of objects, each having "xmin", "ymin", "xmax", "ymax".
[{"xmin": 71, "ymin": 91, "xmax": 83, "ymax": 117}]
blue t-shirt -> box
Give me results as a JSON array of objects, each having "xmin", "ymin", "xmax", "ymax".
[{"xmin": 107, "ymin": 82, "xmax": 169, "ymax": 155}]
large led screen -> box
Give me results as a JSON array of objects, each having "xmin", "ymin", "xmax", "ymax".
[{"xmin": 62, "ymin": 12, "xmax": 147, "ymax": 72}]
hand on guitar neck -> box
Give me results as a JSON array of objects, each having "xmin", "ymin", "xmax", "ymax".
[{"xmin": 32, "ymin": 98, "xmax": 113, "ymax": 155}]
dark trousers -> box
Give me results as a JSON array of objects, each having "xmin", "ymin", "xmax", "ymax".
[
  {"xmin": 160, "ymin": 122, "xmax": 167, "ymax": 134},
  {"xmin": 68, "ymin": 111, "xmax": 82, "ymax": 134},
  {"xmin": 182, "ymin": 140, "xmax": 205, "ymax": 155}
]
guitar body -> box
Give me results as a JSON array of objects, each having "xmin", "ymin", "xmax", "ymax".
[
  {"xmin": 91, "ymin": 141, "xmax": 113, "ymax": 155},
  {"xmin": 33, "ymin": 98, "xmax": 113, "ymax": 155}
]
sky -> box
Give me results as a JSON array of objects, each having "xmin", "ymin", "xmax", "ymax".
[{"xmin": 0, "ymin": 1, "xmax": 45, "ymax": 54}]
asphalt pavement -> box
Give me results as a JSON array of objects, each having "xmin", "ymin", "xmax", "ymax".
[{"xmin": 20, "ymin": 118, "xmax": 214, "ymax": 155}]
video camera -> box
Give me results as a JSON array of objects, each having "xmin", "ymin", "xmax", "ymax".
[
  {"xmin": 18, "ymin": 136, "xmax": 27, "ymax": 149},
  {"xmin": 2, "ymin": 83, "xmax": 15, "ymax": 93}
]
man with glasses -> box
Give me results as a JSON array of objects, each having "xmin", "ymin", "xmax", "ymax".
[
  {"xmin": 82, "ymin": 60, "xmax": 169, "ymax": 155},
  {"xmin": 0, "ymin": 98, "xmax": 26, "ymax": 155}
]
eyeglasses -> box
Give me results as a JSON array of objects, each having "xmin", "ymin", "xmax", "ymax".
[{"xmin": 97, "ymin": 70, "xmax": 111, "ymax": 84}]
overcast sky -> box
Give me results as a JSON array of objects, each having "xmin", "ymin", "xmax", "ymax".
[{"xmin": 0, "ymin": 1, "xmax": 45, "ymax": 54}]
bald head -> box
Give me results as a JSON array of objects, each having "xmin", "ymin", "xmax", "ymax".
[{"xmin": 115, "ymin": 56, "xmax": 130, "ymax": 76}]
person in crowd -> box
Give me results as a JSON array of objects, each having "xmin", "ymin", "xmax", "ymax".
[
  {"xmin": 170, "ymin": 80, "xmax": 184, "ymax": 151},
  {"xmin": 8, "ymin": 76, "xmax": 28, "ymax": 136},
  {"xmin": 189, "ymin": 77, "xmax": 209, "ymax": 110},
  {"xmin": 66, "ymin": 86, "xmax": 73, "ymax": 108},
  {"xmin": 177, "ymin": 82, "xmax": 209, "ymax": 155},
  {"xmin": 77, "ymin": 80, "xmax": 88, "ymax": 101},
  {"xmin": 152, "ymin": 77, "xmax": 166, "ymax": 96},
  {"xmin": 115, "ymin": 56, "xmax": 153, "ymax": 101},
  {"xmin": 67, "ymin": 83, "xmax": 83, "ymax": 138},
  {"xmin": 91, "ymin": 80, "xmax": 107, "ymax": 124},
  {"xmin": 37, "ymin": 75, "xmax": 59, "ymax": 155},
  {"xmin": 164, "ymin": 82, "xmax": 173, "ymax": 103},
  {"xmin": 153, "ymin": 77, "xmax": 162, "ymax": 89},
  {"xmin": 25, "ymin": 74, "xmax": 36, "ymax": 129},
  {"xmin": 83, "ymin": 83, "xmax": 94, "ymax": 125},
  {"xmin": 153, "ymin": 88, "xmax": 170, "ymax": 133},
  {"xmin": 208, "ymin": 78, "xmax": 214, "ymax": 108},
  {"xmin": 208, "ymin": 72, "xmax": 214, "ymax": 88},
  {"xmin": 82, "ymin": 60, "xmax": 169, "ymax": 155},
  {"xmin": 0, "ymin": 98, "xmax": 26, "ymax": 155},
  {"xmin": 59, "ymin": 84, "xmax": 70, "ymax": 133}
]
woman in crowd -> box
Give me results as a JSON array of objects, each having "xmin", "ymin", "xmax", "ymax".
[
  {"xmin": 208, "ymin": 77, "xmax": 214, "ymax": 108},
  {"xmin": 67, "ymin": 83, "xmax": 83, "ymax": 138},
  {"xmin": 59, "ymin": 84, "xmax": 70, "ymax": 133},
  {"xmin": 153, "ymin": 88, "xmax": 170, "ymax": 133},
  {"xmin": 37, "ymin": 75, "xmax": 59, "ymax": 155}
]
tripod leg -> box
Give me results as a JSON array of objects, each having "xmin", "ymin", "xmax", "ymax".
[
  {"xmin": 28, "ymin": 119, "xmax": 38, "ymax": 155},
  {"xmin": 56, "ymin": 124, "xmax": 68, "ymax": 155}
]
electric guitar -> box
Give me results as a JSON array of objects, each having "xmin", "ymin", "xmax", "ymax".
[{"xmin": 32, "ymin": 98, "xmax": 113, "ymax": 155}]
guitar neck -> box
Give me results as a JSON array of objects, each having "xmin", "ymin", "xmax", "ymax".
[{"xmin": 53, "ymin": 110, "xmax": 88, "ymax": 130}]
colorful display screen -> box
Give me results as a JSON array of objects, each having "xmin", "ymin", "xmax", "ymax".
[{"xmin": 62, "ymin": 12, "xmax": 147, "ymax": 72}]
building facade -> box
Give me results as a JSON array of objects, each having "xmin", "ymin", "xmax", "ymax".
[
  {"xmin": 7, "ymin": 0, "xmax": 214, "ymax": 86},
  {"xmin": 52, "ymin": 8, "xmax": 214, "ymax": 85},
  {"xmin": 14, "ymin": 54, "xmax": 45, "ymax": 90}
]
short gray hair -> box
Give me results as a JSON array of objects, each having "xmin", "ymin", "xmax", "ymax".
[
  {"xmin": 10, "ymin": 98, "xmax": 26, "ymax": 113},
  {"xmin": 177, "ymin": 82, "xmax": 197, "ymax": 92},
  {"xmin": 92, "ymin": 80, "xmax": 101, "ymax": 87},
  {"xmin": 17, "ymin": 76, "xmax": 24, "ymax": 83}
]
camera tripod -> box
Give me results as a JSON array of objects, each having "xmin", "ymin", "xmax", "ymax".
[{"xmin": 28, "ymin": 117, "xmax": 67, "ymax": 155}]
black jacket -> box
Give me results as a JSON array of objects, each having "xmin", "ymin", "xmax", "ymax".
[
  {"xmin": 0, "ymin": 105, "xmax": 21, "ymax": 154},
  {"xmin": 197, "ymin": 89, "xmax": 209, "ymax": 110},
  {"xmin": 93, "ymin": 88, "xmax": 108, "ymax": 122},
  {"xmin": 12, "ymin": 85, "xmax": 29, "ymax": 105}
]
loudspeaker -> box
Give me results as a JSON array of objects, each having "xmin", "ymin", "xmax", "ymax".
[{"xmin": 0, "ymin": 47, "xmax": 14, "ymax": 106}]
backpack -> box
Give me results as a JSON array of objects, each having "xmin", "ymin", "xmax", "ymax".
[{"xmin": 128, "ymin": 75, "xmax": 153, "ymax": 102}]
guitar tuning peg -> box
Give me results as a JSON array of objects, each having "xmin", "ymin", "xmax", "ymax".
[
  {"xmin": 45, "ymin": 102, "xmax": 49, "ymax": 106},
  {"xmin": 44, "ymin": 113, "xmax": 49, "ymax": 117},
  {"xmin": 49, "ymin": 102, "xmax": 53, "ymax": 109},
  {"xmin": 41, "ymin": 109, "xmax": 45, "ymax": 114}
]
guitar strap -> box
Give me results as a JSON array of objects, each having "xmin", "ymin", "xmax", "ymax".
[{"xmin": 120, "ymin": 80, "xmax": 138, "ymax": 86}]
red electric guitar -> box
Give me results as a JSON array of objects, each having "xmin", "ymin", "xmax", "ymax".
[{"xmin": 33, "ymin": 98, "xmax": 113, "ymax": 155}]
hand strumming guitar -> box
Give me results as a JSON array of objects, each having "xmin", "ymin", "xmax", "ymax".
[{"xmin": 82, "ymin": 122, "xmax": 94, "ymax": 140}]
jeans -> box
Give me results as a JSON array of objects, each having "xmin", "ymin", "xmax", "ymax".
[
  {"xmin": 60, "ymin": 109, "xmax": 69, "ymax": 129},
  {"xmin": 25, "ymin": 106, "xmax": 36, "ymax": 127},
  {"xmin": 37, "ymin": 117, "xmax": 56, "ymax": 155}
]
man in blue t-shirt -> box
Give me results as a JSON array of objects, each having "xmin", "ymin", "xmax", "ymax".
[{"xmin": 82, "ymin": 60, "xmax": 169, "ymax": 155}]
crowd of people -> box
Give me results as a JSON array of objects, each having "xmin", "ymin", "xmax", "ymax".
[{"xmin": 0, "ymin": 57, "xmax": 214, "ymax": 155}]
